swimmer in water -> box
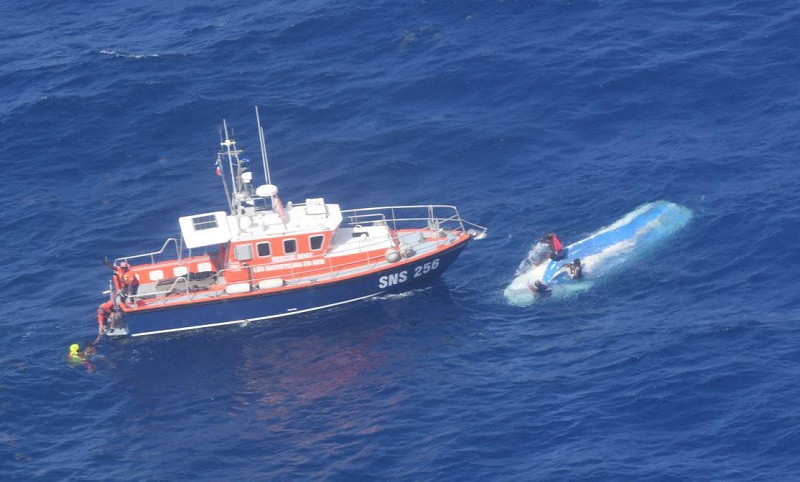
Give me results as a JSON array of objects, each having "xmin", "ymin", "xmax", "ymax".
[
  {"xmin": 560, "ymin": 258, "xmax": 583, "ymax": 279},
  {"xmin": 66, "ymin": 343, "xmax": 94, "ymax": 372},
  {"xmin": 528, "ymin": 279, "xmax": 550, "ymax": 296},
  {"xmin": 85, "ymin": 343, "xmax": 114, "ymax": 369},
  {"xmin": 66, "ymin": 343, "xmax": 113, "ymax": 372},
  {"xmin": 67, "ymin": 344, "xmax": 84, "ymax": 363}
]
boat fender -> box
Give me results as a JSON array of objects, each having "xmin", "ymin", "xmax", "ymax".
[
  {"xmin": 225, "ymin": 282, "xmax": 251, "ymax": 294},
  {"xmin": 385, "ymin": 249, "xmax": 401, "ymax": 263},
  {"xmin": 258, "ymin": 278, "xmax": 285, "ymax": 290},
  {"xmin": 399, "ymin": 243, "xmax": 416, "ymax": 259},
  {"xmin": 468, "ymin": 229, "xmax": 487, "ymax": 240}
]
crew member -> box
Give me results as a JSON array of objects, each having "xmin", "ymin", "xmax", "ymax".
[
  {"xmin": 104, "ymin": 257, "xmax": 138, "ymax": 300},
  {"xmin": 97, "ymin": 299, "xmax": 115, "ymax": 335},
  {"xmin": 118, "ymin": 262, "xmax": 139, "ymax": 299},
  {"xmin": 104, "ymin": 256, "xmax": 123, "ymax": 289}
]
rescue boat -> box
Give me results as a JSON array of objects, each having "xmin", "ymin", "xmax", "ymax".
[{"xmin": 99, "ymin": 109, "xmax": 487, "ymax": 338}]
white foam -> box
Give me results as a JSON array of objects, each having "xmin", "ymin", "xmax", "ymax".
[{"xmin": 98, "ymin": 49, "xmax": 160, "ymax": 59}]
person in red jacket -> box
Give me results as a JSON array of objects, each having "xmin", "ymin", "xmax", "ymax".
[
  {"xmin": 104, "ymin": 257, "xmax": 139, "ymax": 300},
  {"xmin": 118, "ymin": 262, "xmax": 138, "ymax": 300},
  {"xmin": 541, "ymin": 232, "xmax": 566, "ymax": 261},
  {"xmin": 97, "ymin": 299, "xmax": 115, "ymax": 335}
]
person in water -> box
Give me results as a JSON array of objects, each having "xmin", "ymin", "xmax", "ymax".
[
  {"xmin": 528, "ymin": 279, "xmax": 550, "ymax": 295},
  {"xmin": 561, "ymin": 258, "xmax": 583, "ymax": 279},
  {"xmin": 66, "ymin": 343, "xmax": 95, "ymax": 372},
  {"xmin": 83, "ymin": 344, "xmax": 113, "ymax": 368},
  {"xmin": 67, "ymin": 343, "xmax": 112, "ymax": 372},
  {"xmin": 68, "ymin": 344, "xmax": 83, "ymax": 362}
]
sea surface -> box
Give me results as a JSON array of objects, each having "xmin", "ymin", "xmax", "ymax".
[{"xmin": 2, "ymin": 1, "xmax": 799, "ymax": 480}]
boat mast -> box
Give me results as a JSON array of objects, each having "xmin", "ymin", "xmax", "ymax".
[
  {"xmin": 216, "ymin": 113, "xmax": 280, "ymax": 220},
  {"xmin": 255, "ymin": 106, "xmax": 272, "ymax": 185},
  {"xmin": 215, "ymin": 124, "xmax": 232, "ymax": 214},
  {"xmin": 216, "ymin": 150, "xmax": 232, "ymax": 214},
  {"xmin": 254, "ymin": 106, "xmax": 286, "ymax": 223},
  {"xmin": 222, "ymin": 120, "xmax": 239, "ymax": 215}
]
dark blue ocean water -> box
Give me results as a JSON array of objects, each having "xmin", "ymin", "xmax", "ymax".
[{"xmin": 2, "ymin": 1, "xmax": 800, "ymax": 480}]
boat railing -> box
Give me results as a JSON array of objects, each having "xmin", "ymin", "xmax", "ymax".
[
  {"xmin": 128, "ymin": 275, "xmax": 192, "ymax": 306},
  {"xmin": 340, "ymin": 204, "xmax": 482, "ymax": 233},
  {"xmin": 115, "ymin": 238, "xmax": 183, "ymax": 266}
]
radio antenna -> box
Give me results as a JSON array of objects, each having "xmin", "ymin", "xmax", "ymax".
[{"xmin": 255, "ymin": 106, "xmax": 272, "ymax": 185}]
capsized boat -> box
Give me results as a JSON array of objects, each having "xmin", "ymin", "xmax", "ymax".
[
  {"xmin": 504, "ymin": 201, "xmax": 692, "ymax": 305},
  {"xmin": 98, "ymin": 110, "xmax": 487, "ymax": 338}
]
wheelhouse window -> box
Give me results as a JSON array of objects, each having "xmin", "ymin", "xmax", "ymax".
[
  {"xmin": 283, "ymin": 239, "xmax": 297, "ymax": 254},
  {"xmin": 234, "ymin": 244, "xmax": 253, "ymax": 261},
  {"xmin": 309, "ymin": 235, "xmax": 324, "ymax": 251},
  {"xmin": 257, "ymin": 242, "xmax": 271, "ymax": 257}
]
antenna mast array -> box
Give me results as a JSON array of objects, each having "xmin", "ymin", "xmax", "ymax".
[{"xmin": 255, "ymin": 106, "xmax": 272, "ymax": 186}]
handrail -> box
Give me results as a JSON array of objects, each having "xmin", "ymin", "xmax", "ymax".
[
  {"xmin": 164, "ymin": 276, "xmax": 190, "ymax": 295},
  {"xmin": 116, "ymin": 237, "xmax": 182, "ymax": 266},
  {"xmin": 129, "ymin": 275, "xmax": 192, "ymax": 305},
  {"xmin": 340, "ymin": 204, "xmax": 474, "ymax": 233}
]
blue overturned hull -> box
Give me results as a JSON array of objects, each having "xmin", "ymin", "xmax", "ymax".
[
  {"xmin": 119, "ymin": 242, "xmax": 468, "ymax": 337},
  {"xmin": 504, "ymin": 201, "xmax": 692, "ymax": 305}
]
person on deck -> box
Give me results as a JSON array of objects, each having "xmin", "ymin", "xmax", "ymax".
[
  {"xmin": 96, "ymin": 299, "xmax": 115, "ymax": 336},
  {"xmin": 104, "ymin": 257, "xmax": 138, "ymax": 300},
  {"xmin": 118, "ymin": 262, "xmax": 139, "ymax": 300},
  {"xmin": 104, "ymin": 256, "xmax": 122, "ymax": 286}
]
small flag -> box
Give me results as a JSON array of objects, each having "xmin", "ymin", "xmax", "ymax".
[{"xmin": 214, "ymin": 159, "xmax": 221, "ymax": 176}]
